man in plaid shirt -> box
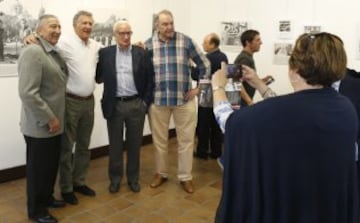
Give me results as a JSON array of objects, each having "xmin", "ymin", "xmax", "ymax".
[{"xmin": 145, "ymin": 9, "xmax": 210, "ymax": 193}]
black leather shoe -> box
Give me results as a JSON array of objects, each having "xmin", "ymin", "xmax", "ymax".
[
  {"xmin": 128, "ymin": 182, "xmax": 141, "ymax": 193},
  {"xmin": 47, "ymin": 198, "xmax": 66, "ymax": 208},
  {"xmin": 30, "ymin": 214, "xmax": 58, "ymax": 223},
  {"xmin": 73, "ymin": 185, "xmax": 96, "ymax": 196},
  {"xmin": 61, "ymin": 192, "xmax": 78, "ymax": 205},
  {"xmin": 209, "ymin": 153, "xmax": 221, "ymax": 159},
  {"xmin": 109, "ymin": 183, "xmax": 120, "ymax": 194}
]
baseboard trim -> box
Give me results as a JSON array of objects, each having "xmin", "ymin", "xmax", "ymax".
[{"xmin": 0, "ymin": 129, "xmax": 176, "ymax": 183}]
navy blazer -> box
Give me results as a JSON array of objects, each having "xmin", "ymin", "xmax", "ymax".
[
  {"xmin": 95, "ymin": 45, "xmax": 154, "ymax": 119},
  {"xmin": 340, "ymin": 68, "xmax": 360, "ymax": 155}
]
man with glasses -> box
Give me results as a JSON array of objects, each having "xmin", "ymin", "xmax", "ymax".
[{"xmin": 96, "ymin": 20, "xmax": 154, "ymax": 194}]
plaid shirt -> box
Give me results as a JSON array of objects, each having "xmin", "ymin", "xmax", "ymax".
[{"xmin": 145, "ymin": 32, "xmax": 210, "ymax": 106}]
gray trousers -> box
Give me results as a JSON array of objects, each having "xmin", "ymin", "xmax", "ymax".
[
  {"xmin": 59, "ymin": 96, "xmax": 94, "ymax": 193},
  {"xmin": 107, "ymin": 98, "xmax": 146, "ymax": 185}
]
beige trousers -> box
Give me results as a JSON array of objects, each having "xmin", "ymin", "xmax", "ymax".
[{"xmin": 149, "ymin": 99, "xmax": 196, "ymax": 181}]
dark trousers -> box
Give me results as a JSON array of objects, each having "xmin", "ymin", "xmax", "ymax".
[
  {"xmin": 107, "ymin": 98, "xmax": 146, "ymax": 185},
  {"xmin": 196, "ymin": 107, "xmax": 223, "ymax": 158},
  {"xmin": 24, "ymin": 134, "xmax": 61, "ymax": 218}
]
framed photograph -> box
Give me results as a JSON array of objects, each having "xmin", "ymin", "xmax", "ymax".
[
  {"xmin": 220, "ymin": 21, "xmax": 248, "ymax": 51},
  {"xmin": 304, "ymin": 25, "xmax": 321, "ymax": 34},
  {"xmin": 278, "ymin": 20, "xmax": 292, "ymax": 39},
  {"xmin": 90, "ymin": 8, "xmax": 128, "ymax": 47},
  {"xmin": 273, "ymin": 42, "xmax": 292, "ymax": 65},
  {"xmin": 0, "ymin": 0, "xmax": 39, "ymax": 77}
]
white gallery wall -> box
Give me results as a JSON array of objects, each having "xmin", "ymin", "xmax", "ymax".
[{"xmin": 1, "ymin": 0, "xmax": 360, "ymax": 171}]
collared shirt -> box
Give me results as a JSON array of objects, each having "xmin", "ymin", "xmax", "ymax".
[
  {"xmin": 332, "ymin": 80, "xmax": 340, "ymax": 91},
  {"xmin": 145, "ymin": 32, "xmax": 210, "ymax": 106},
  {"xmin": 57, "ymin": 32, "xmax": 102, "ymax": 97},
  {"xmin": 38, "ymin": 37, "xmax": 68, "ymax": 76},
  {"xmin": 38, "ymin": 37, "xmax": 60, "ymax": 53},
  {"xmin": 115, "ymin": 45, "xmax": 138, "ymax": 97}
]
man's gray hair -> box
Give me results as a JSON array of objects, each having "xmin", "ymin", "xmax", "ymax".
[
  {"xmin": 36, "ymin": 14, "xmax": 58, "ymax": 32},
  {"xmin": 154, "ymin": 9, "xmax": 173, "ymax": 28},
  {"xmin": 112, "ymin": 19, "xmax": 131, "ymax": 33},
  {"xmin": 73, "ymin": 10, "xmax": 93, "ymax": 26}
]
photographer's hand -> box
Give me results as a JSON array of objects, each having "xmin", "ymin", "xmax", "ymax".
[
  {"xmin": 212, "ymin": 62, "xmax": 229, "ymax": 106},
  {"xmin": 242, "ymin": 65, "xmax": 268, "ymax": 95},
  {"xmin": 262, "ymin": 75, "xmax": 275, "ymax": 85}
]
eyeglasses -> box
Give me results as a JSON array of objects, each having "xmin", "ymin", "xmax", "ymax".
[{"xmin": 116, "ymin": 31, "xmax": 133, "ymax": 37}]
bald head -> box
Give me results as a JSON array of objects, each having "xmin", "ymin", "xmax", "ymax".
[{"xmin": 202, "ymin": 33, "xmax": 220, "ymax": 53}]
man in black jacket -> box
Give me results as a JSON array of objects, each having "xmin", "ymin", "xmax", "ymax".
[
  {"xmin": 194, "ymin": 33, "xmax": 228, "ymax": 159},
  {"xmin": 96, "ymin": 20, "xmax": 154, "ymax": 194}
]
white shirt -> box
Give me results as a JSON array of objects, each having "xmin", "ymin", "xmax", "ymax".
[
  {"xmin": 332, "ymin": 80, "xmax": 340, "ymax": 92},
  {"xmin": 57, "ymin": 32, "xmax": 102, "ymax": 97}
]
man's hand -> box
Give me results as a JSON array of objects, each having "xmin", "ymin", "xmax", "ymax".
[
  {"xmin": 211, "ymin": 62, "xmax": 228, "ymax": 89},
  {"xmin": 23, "ymin": 33, "xmax": 39, "ymax": 45},
  {"xmin": 134, "ymin": 41, "xmax": 145, "ymax": 49},
  {"xmin": 241, "ymin": 65, "xmax": 263, "ymax": 88},
  {"xmin": 48, "ymin": 117, "xmax": 60, "ymax": 134},
  {"xmin": 184, "ymin": 88, "xmax": 199, "ymax": 101},
  {"xmin": 261, "ymin": 75, "xmax": 274, "ymax": 85}
]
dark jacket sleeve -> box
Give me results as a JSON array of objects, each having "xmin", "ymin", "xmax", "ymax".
[{"xmin": 143, "ymin": 49, "xmax": 155, "ymax": 106}]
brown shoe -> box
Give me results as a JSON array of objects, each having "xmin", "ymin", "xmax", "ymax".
[
  {"xmin": 180, "ymin": 180, "xmax": 194, "ymax": 193},
  {"xmin": 150, "ymin": 173, "xmax": 168, "ymax": 188}
]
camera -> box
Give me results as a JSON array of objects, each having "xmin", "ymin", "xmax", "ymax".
[{"xmin": 226, "ymin": 64, "xmax": 242, "ymax": 79}]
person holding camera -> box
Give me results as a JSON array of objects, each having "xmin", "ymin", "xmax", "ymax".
[{"xmin": 213, "ymin": 32, "xmax": 359, "ymax": 223}]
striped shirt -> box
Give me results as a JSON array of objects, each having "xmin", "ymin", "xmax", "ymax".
[{"xmin": 145, "ymin": 32, "xmax": 210, "ymax": 106}]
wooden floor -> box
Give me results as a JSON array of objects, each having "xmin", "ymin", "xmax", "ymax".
[{"xmin": 0, "ymin": 138, "xmax": 223, "ymax": 223}]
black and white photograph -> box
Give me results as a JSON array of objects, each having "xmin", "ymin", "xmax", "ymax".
[
  {"xmin": 0, "ymin": 0, "xmax": 128, "ymax": 77},
  {"xmin": 273, "ymin": 42, "xmax": 292, "ymax": 65},
  {"xmin": 304, "ymin": 25, "xmax": 321, "ymax": 34},
  {"xmin": 220, "ymin": 21, "xmax": 248, "ymax": 50},
  {"xmin": 278, "ymin": 20, "xmax": 292, "ymax": 39},
  {"xmin": 90, "ymin": 8, "xmax": 128, "ymax": 47},
  {"xmin": 0, "ymin": 0, "xmax": 40, "ymax": 76}
]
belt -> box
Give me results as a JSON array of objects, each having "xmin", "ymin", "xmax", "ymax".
[
  {"xmin": 66, "ymin": 93, "xmax": 93, "ymax": 101},
  {"xmin": 116, "ymin": 95, "xmax": 138, "ymax": 101}
]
